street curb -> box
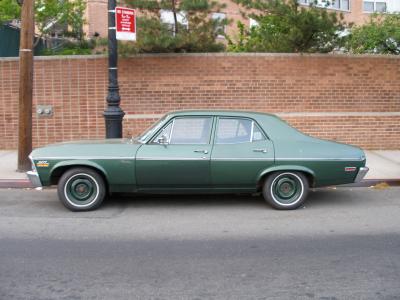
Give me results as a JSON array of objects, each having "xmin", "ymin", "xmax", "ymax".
[
  {"xmin": 0, "ymin": 179, "xmax": 33, "ymax": 189},
  {"xmin": 342, "ymin": 179, "xmax": 400, "ymax": 187},
  {"xmin": 0, "ymin": 179, "xmax": 399, "ymax": 189}
]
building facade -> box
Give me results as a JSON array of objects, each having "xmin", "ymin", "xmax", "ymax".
[
  {"xmin": 299, "ymin": 0, "xmax": 400, "ymax": 25},
  {"xmin": 84, "ymin": 0, "xmax": 400, "ymax": 40}
]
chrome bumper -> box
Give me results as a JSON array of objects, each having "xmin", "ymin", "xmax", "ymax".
[
  {"xmin": 354, "ymin": 167, "xmax": 369, "ymax": 183},
  {"xmin": 27, "ymin": 171, "xmax": 42, "ymax": 187}
]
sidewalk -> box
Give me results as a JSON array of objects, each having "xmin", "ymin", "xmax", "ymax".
[{"xmin": 0, "ymin": 150, "xmax": 399, "ymax": 188}]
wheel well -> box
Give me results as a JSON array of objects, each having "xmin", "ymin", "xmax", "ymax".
[
  {"xmin": 50, "ymin": 165, "xmax": 108, "ymax": 188},
  {"xmin": 257, "ymin": 170, "xmax": 314, "ymax": 191}
]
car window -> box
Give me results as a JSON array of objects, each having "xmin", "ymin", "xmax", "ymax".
[
  {"xmin": 216, "ymin": 118, "xmax": 265, "ymax": 144},
  {"xmin": 252, "ymin": 123, "xmax": 266, "ymax": 142},
  {"xmin": 216, "ymin": 118, "xmax": 251, "ymax": 144},
  {"xmin": 153, "ymin": 122, "xmax": 173, "ymax": 143},
  {"xmin": 137, "ymin": 114, "xmax": 169, "ymax": 143},
  {"xmin": 155, "ymin": 117, "xmax": 212, "ymax": 144}
]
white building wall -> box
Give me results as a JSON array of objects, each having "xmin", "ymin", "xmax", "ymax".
[{"xmin": 387, "ymin": 0, "xmax": 400, "ymax": 12}]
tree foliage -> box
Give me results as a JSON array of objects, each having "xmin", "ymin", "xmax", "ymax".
[
  {"xmin": 0, "ymin": 0, "xmax": 86, "ymax": 42},
  {"xmin": 346, "ymin": 13, "xmax": 400, "ymax": 54},
  {"xmin": 228, "ymin": 0, "xmax": 345, "ymax": 53},
  {"xmin": 122, "ymin": 0, "xmax": 227, "ymax": 53},
  {"xmin": 35, "ymin": 0, "xmax": 86, "ymax": 42},
  {"xmin": 0, "ymin": 0, "xmax": 20, "ymax": 24}
]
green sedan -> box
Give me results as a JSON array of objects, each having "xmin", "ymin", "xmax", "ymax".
[{"xmin": 27, "ymin": 110, "xmax": 369, "ymax": 211}]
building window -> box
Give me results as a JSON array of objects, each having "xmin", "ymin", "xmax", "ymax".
[
  {"xmin": 375, "ymin": 1, "xmax": 387, "ymax": 12},
  {"xmin": 160, "ymin": 10, "xmax": 188, "ymax": 34},
  {"xmin": 211, "ymin": 12, "xmax": 226, "ymax": 38},
  {"xmin": 342, "ymin": 0, "xmax": 350, "ymax": 10},
  {"xmin": 323, "ymin": 0, "xmax": 350, "ymax": 11},
  {"xmin": 363, "ymin": 1, "xmax": 387, "ymax": 12},
  {"xmin": 298, "ymin": 0, "xmax": 349, "ymax": 11}
]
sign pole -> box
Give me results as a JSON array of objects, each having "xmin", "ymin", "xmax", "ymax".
[
  {"xmin": 17, "ymin": 0, "xmax": 34, "ymax": 171},
  {"xmin": 104, "ymin": 0, "xmax": 125, "ymax": 138}
]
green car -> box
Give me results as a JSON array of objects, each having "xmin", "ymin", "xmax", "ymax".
[{"xmin": 27, "ymin": 110, "xmax": 369, "ymax": 211}]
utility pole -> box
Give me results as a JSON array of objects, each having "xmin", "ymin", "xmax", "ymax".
[
  {"xmin": 104, "ymin": 0, "xmax": 125, "ymax": 138},
  {"xmin": 17, "ymin": 0, "xmax": 34, "ymax": 171}
]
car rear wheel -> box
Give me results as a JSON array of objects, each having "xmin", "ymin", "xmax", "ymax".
[
  {"xmin": 262, "ymin": 171, "xmax": 309, "ymax": 210},
  {"xmin": 57, "ymin": 167, "xmax": 106, "ymax": 211}
]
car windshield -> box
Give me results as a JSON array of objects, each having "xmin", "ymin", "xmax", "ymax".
[{"xmin": 135, "ymin": 114, "xmax": 169, "ymax": 143}]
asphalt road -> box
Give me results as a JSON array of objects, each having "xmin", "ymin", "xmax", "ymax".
[{"xmin": 0, "ymin": 187, "xmax": 400, "ymax": 299}]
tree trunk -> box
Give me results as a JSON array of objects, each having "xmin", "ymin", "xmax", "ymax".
[{"xmin": 171, "ymin": 0, "xmax": 178, "ymax": 35}]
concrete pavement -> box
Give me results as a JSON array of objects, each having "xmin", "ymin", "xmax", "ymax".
[{"xmin": 0, "ymin": 150, "xmax": 399, "ymax": 187}]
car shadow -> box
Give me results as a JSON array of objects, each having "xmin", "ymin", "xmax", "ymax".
[
  {"xmin": 103, "ymin": 192, "xmax": 268, "ymax": 209},
  {"xmin": 101, "ymin": 187, "xmax": 369, "ymax": 210}
]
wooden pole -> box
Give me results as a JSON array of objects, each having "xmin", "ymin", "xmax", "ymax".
[{"xmin": 17, "ymin": 0, "xmax": 34, "ymax": 172}]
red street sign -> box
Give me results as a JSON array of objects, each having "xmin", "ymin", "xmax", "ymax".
[{"xmin": 115, "ymin": 7, "xmax": 136, "ymax": 41}]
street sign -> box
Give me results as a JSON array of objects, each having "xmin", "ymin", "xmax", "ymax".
[{"xmin": 115, "ymin": 7, "xmax": 136, "ymax": 41}]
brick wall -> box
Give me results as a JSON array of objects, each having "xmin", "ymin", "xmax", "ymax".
[{"xmin": 0, "ymin": 53, "xmax": 399, "ymax": 150}]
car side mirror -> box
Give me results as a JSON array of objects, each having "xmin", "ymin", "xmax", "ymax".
[{"xmin": 157, "ymin": 135, "xmax": 169, "ymax": 145}]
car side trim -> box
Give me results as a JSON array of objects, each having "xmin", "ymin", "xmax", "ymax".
[
  {"xmin": 32, "ymin": 156, "xmax": 135, "ymax": 160},
  {"xmin": 276, "ymin": 157, "xmax": 365, "ymax": 161},
  {"xmin": 212, "ymin": 158, "xmax": 274, "ymax": 161},
  {"xmin": 136, "ymin": 157, "xmax": 208, "ymax": 160},
  {"xmin": 33, "ymin": 156, "xmax": 363, "ymax": 161}
]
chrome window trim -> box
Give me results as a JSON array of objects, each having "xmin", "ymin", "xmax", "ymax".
[
  {"xmin": 169, "ymin": 118, "xmax": 176, "ymax": 144},
  {"xmin": 250, "ymin": 121, "xmax": 254, "ymax": 142}
]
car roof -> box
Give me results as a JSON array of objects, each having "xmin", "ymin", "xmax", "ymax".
[{"xmin": 167, "ymin": 109, "xmax": 278, "ymax": 119}]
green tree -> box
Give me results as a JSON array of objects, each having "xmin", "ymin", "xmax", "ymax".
[
  {"xmin": 121, "ymin": 0, "xmax": 228, "ymax": 53},
  {"xmin": 0, "ymin": 0, "xmax": 20, "ymax": 24},
  {"xmin": 35, "ymin": 0, "xmax": 86, "ymax": 44},
  {"xmin": 346, "ymin": 13, "xmax": 400, "ymax": 54},
  {"xmin": 0, "ymin": 0, "xmax": 86, "ymax": 43},
  {"xmin": 228, "ymin": 0, "xmax": 345, "ymax": 53}
]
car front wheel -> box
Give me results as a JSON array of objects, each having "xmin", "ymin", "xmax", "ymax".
[
  {"xmin": 57, "ymin": 167, "xmax": 106, "ymax": 211},
  {"xmin": 262, "ymin": 171, "xmax": 309, "ymax": 210}
]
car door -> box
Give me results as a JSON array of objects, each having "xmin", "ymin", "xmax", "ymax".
[
  {"xmin": 135, "ymin": 116, "xmax": 214, "ymax": 190},
  {"xmin": 211, "ymin": 117, "xmax": 275, "ymax": 190}
]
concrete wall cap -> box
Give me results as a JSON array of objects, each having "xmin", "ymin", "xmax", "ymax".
[{"xmin": 1, "ymin": 52, "xmax": 400, "ymax": 61}]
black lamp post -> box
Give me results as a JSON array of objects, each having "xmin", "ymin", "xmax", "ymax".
[{"xmin": 104, "ymin": 0, "xmax": 125, "ymax": 138}]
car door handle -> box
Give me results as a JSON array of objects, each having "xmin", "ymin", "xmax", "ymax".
[
  {"xmin": 253, "ymin": 148, "xmax": 267, "ymax": 153},
  {"xmin": 194, "ymin": 150, "xmax": 208, "ymax": 154}
]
